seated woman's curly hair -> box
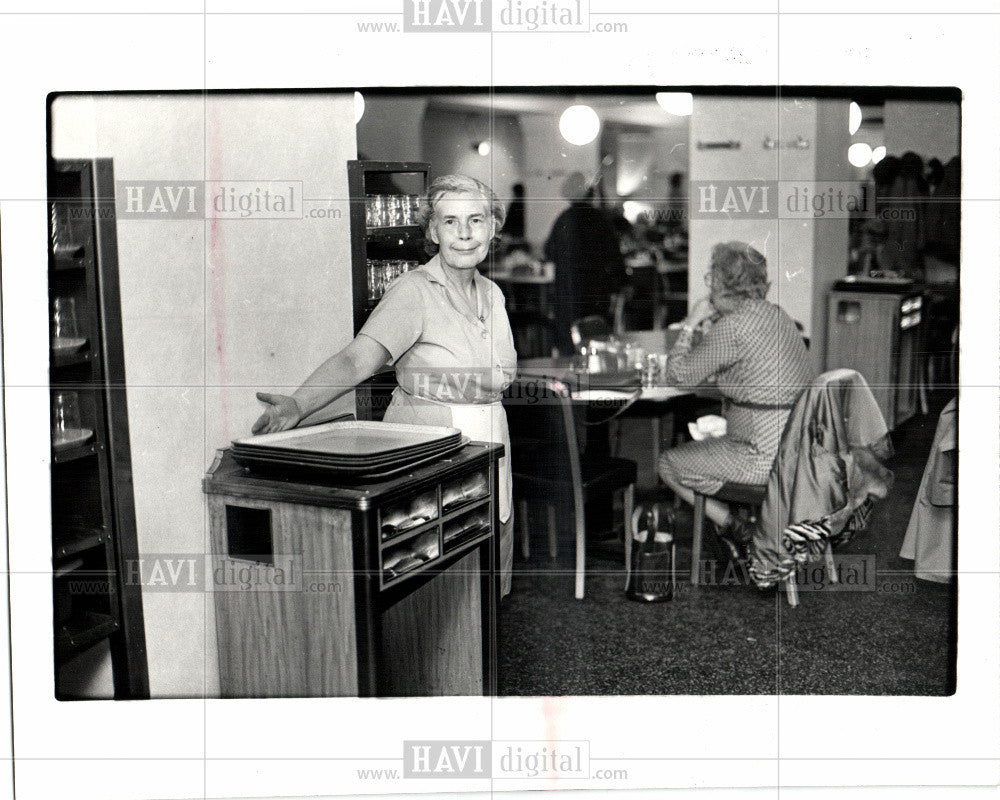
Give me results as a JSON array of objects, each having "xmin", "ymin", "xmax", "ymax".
[
  {"xmin": 709, "ymin": 241, "xmax": 770, "ymax": 300},
  {"xmin": 417, "ymin": 174, "xmax": 506, "ymax": 255}
]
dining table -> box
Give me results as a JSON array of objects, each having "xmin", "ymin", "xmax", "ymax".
[{"xmin": 516, "ymin": 356, "xmax": 722, "ymax": 471}]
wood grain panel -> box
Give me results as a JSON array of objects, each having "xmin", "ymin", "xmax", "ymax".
[
  {"xmin": 379, "ymin": 550, "xmax": 482, "ymax": 696},
  {"xmin": 208, "ymin": 495, "xmax": 357, "ymax": 697}
]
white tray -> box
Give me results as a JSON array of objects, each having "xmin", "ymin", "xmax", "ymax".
[{"xmin": 233, "ymin": 420, "xmax": 461, "ymax": 458}]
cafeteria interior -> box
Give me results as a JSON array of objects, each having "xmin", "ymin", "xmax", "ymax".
[
  {"xmin": 48, "ymin": 87, "xmax": 961, "ymax": 699},
  {"xmin": 351, "ymin": 88, "xmax": 960, "ymax": 696}
]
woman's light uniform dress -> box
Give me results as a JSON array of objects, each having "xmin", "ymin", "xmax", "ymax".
[{"xmin": 359, "ymin": 254, "xmax": 517, "ymax": 596}]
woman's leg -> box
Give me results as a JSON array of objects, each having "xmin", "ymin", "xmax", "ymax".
[{"xmin": 658, "ymin": 470, "xmax": 732, "ymax": 527}]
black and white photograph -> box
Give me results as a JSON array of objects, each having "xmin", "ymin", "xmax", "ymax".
[
  {"xmin": 2, "ymin": 3, "xmax": 999, "ymax": 800},
  {"xmin": 46, "ymin": 85, "xmax": 962, "ymax": 699}
]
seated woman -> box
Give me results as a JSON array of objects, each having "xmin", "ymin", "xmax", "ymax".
[{"xmin": 657, "ymin": 241, "xmax": 815, "ymax": 557}]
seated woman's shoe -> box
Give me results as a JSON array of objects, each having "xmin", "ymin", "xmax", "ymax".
[{"xmin": 713, "ymin": 517, "xmax": 751, "ymax": 564}]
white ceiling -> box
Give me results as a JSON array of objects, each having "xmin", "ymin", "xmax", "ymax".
[{"xmin": 428, "ymin": 93, "xmax": 689, "ymax": 129}]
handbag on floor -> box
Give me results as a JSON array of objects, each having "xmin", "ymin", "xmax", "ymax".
[{"xmin": 626, "ymin": 505, "xmax": 676, "ymax": 602}]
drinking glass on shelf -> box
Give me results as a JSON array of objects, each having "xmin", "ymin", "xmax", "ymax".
[
  {"xmin": 51, "ymin": 391, "xmax": 82, "ymax": 446},
  {"xmin": 50, "ymin": 203, "xmax": 83, "ymax": 257},
  {"xmin": 377, "ymin": 260, "xmax": 388, "ymax": 299},
  {"xmin": 387, "ymin": 195, "xmax": 404, "ymax": 227},
  {"xmin": 367, "ymin": 195, "xmax": 387, "ymax": 228},
  {"xmin": 379, "ymin": 260, "xmax": 392, "ymax": 296},
  {"xmin": 51, "ymin": 297, "xmax": 85, "ymax": 351},
  {"xmin": 408, "ymin": 195, "xmax": 422, "ymax": 225},
  {"xmin": 366, "ymin": 259, "xmax": 379, "ymax": 301}
]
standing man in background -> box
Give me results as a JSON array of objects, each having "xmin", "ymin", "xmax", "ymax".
[{"xmin": 544, "ymin": 171, "xmax": 626, "ymax": 354}]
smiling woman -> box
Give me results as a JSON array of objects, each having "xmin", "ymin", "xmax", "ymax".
[{"xmin": 252, "ymin": 173, "xmax": 517, "ymax": 596}]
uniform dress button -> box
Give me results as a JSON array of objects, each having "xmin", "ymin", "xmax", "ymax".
[{"xmin": 481, "ymin": 331, "xmax": 488, "ymax": 339}]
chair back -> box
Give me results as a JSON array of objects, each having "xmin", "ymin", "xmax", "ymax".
[
  {"xmin": 507, "ymin": 310, "xmax": 557, "ymax": 359},
  {"xmin": 570, "ymin": 315, "xmax": 611, "ymax": 348},
  {"xmin": 618, "ymin": 265, "xmax": 659, "ymax": 330},
  {"xmin": 753, "ymin": 368, "xmax": 891, "ymax": 582},
  {"xmin": 502, "ymin": 377, "xmax": 581, "ymax": 491}
]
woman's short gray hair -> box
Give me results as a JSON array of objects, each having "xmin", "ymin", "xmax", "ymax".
[
  {"xmin": 710, "ymin": 241, "xmax": 770, "ymax": 300},
  {"xmin": 418, "ymin": 174, "xmax": 505, "ymax": 254}
]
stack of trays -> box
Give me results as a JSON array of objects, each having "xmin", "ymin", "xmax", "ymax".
[{"xmin": 231, "ymin": 421, "xmax": 466, "ymax": 480}]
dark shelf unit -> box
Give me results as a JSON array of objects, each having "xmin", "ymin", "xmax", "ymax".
[
  {"xmin": 54, "ymin": 528, "xmax": 110, "ymax": 560},
  {"xmin": 346, "ymin": 160, "xmax": 430, "ymax": 421},
  {"xmin": 48, "ymin": 158, "xmax": 149, "ymax": 699}
]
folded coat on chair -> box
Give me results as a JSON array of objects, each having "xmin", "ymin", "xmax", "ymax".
[{"xmin": 749, "ymin": 369, "xmax": 895, "ymax": 588}]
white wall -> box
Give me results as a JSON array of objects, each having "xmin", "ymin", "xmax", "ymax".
[
  {"xmin": 687, "ymin": 97, "xmax": 851, "ymax": 373},
  {"xmin": 356, "ymin": 96, "xmax": 427, "ymax": 162},
  {"xmin": 421, "ymin": 106, "xmax": 525, "ymax": 201},
  {"xmin": 810, "ymin": 99, "xmax": 854, "ymax": 367},
  {"xmin": 610, "ymin": 122, "xmax": 689, "ymax": 203},
  {"xmin": 518, "ymin": 113, "xmax": 601, "ymax": 250},
  {"xmin": 51, "ymin": 93, "xmax": 358, "ymax": 698},
  {"xmin": 884, "ymin": 100, "xmax": 960, "ymax": 161}
]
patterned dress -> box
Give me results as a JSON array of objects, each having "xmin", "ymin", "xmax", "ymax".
[{"xmin": 658, "ymin": 299, "xmax": 815, "ymax": 495}]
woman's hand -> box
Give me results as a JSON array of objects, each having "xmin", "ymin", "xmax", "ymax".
[
  {"xmin": 684, "ymin": 297, "xmax": 716, "ymax": 328},
  {"xmin": 252, "ymin": 392, "xmax": 302, "ymax": 435}
]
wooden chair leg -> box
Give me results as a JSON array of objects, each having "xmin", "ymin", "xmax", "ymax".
[
  {"xmin": 518, "ymin": 498, "xmax": 530, "ymax": 560},
  {"xmin": 574, "ymin": 506, "xmax": 586, "ymax": 600},
  {"xmin": 784, "ymin": 570, "xmax": 799, "ymax": 607},
  {"xmin": 546, "ymin": 504, "xmax": 558, "ymax": 559},
  {"xmin": 690, "ymin": 492, "xmax": 705, "ymax": 585},
  {"xmin": 918, "ymin": 352, "xmax": 930, "ymax": 415},
  {"xmin": 823, "ymin": 543, "xmax": 837, "ymax": 583},
  {"xmin": 651, "ymin": 417, "xmax": 662, "ymax": 473},
  {"xmin": 623, "ymin": 484, "xmax": 635, "ymax": 590}
]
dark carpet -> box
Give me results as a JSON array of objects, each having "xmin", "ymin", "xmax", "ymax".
[{"xmin": 498, "ymin": 394, "xmax": 957, "ymax": 696}]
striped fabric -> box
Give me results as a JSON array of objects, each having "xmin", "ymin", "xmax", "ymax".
[
  {"xmin": 834, "ymin": 497, "xmax": 875, "ymax": 546},
  {"xmin": 782, "ymin": 519, "xmax": 834, "ymax": 559},
  {"xmin": 748, "ymin": 518, "xmax": 833, "ymax": 587}
]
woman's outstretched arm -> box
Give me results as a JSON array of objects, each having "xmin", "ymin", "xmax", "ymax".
[{"xmin": 252, "ymin": 334, "xmax": 390, "ymax": 434}]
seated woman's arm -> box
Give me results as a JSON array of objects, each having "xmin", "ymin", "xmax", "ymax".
[
  {"xmin": 664, "ymin": 310, "xmax": 741, "ymax": 388},
  {"xmin": 253, "ymin": 335, "xmax": 390, "ymax": 434}
]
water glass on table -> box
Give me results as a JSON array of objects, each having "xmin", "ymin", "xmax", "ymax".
[{"xmin": 641, "ymin": 352, "xmax": 670, "ymax": 387}]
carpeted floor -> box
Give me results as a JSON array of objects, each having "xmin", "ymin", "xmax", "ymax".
[{"xmin": 498, "ymin": 394, "xmax": 957, "ymax": 696}]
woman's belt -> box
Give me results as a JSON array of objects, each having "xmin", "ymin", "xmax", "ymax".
[{"xmin": 724, "ymin": 398, "xmax": 798, "ymax": 411}]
